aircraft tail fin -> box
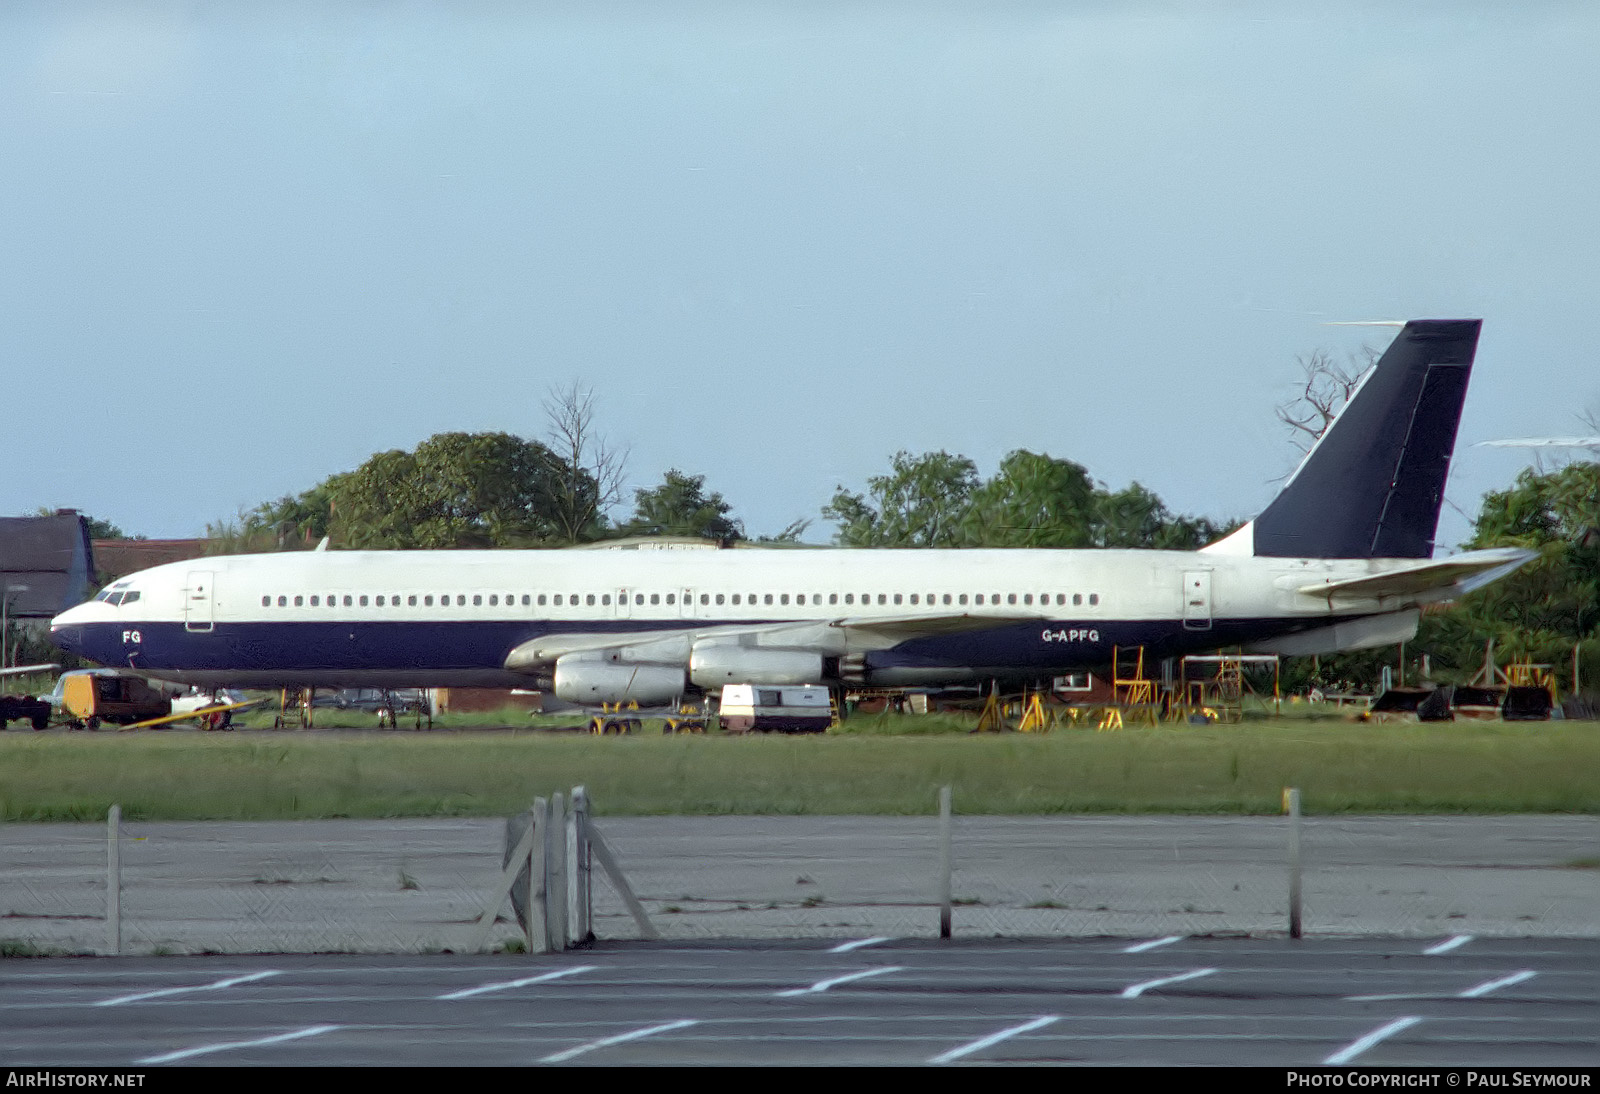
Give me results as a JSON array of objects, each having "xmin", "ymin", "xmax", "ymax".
[{"xmin": 1208, "ymin": 318, "xmax": 1480, "ymax": 560}]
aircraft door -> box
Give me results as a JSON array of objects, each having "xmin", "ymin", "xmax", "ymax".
[
  {"xmin": 185, "ymin": 571, "xmax": 216, "ymax": 633},
  {"xmin": 681, "ymin": 587, "xmax": 696, "ymax": 620},
  {"xmin": 1182, "ymin": 570, "xmax": 1212, "ymax": 631},
  {"xmin": 615, "ymin": 588, "xmax": 632, "ymax": 620}
]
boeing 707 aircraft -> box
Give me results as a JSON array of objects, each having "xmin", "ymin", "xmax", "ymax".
[{"xmin": 50, "ymin": 320, "xmax": 1534, "ymax": 704}]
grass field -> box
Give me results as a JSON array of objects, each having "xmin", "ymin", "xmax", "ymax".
[{"xmin": 1, "ymin": 717, "xmax": 1597, "ymax": 821}]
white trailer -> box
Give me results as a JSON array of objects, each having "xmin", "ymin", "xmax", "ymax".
[{"xmin": 718, "ymin": 684, "xmax": 832, "ymax": 733}]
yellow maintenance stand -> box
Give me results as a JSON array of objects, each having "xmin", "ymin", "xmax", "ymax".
[
  {"xmin": 1101, "ymin": 646, "xmax": 1159, "ymax": 730},
  {"xmin": 1016, "ymin": 689, "xmax": 1056, "ymax": 733},
  {"xmin": 974, "ymin": 688, "xmax": 1009, "ymax": 733},
  {"xmin": 974, "ymin": 686, "xmax": 1054, "ymax": 732}
]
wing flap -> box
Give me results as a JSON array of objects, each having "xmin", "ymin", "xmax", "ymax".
[{"xmin": 834, "ymin": 611, "xmax": 1044, "ymax": 645}]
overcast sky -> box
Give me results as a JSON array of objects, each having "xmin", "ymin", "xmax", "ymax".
[{"xmin": 5, "ymin": 1, "xmax": 1596, "ymax": 551}]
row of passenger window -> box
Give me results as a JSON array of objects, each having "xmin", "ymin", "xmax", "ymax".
[
  {"xmin": 264, "ymin": 593, "xmax": 534, "ymax": 608},
  {"xmin": 259, "ymin": 590, "xmax": 1103, "ymax": 609}
]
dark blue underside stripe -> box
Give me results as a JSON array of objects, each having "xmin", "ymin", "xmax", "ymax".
[{"xmin": 61, "ymin": 615, "xmax": 1355, "ymax": 679}]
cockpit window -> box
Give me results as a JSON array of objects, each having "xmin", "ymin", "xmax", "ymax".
[{"xmin": 121, "ymin": 591, "xmax": 140, "ymax": 606}]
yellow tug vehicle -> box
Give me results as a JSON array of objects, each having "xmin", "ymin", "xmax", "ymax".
[{"xmin": 59, "ymin": 670, "xmax": 249, "ymax": 730}]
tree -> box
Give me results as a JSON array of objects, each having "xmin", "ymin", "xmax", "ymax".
[
  {"xmin": 824, "ymin": 448, "xmax": 1228, "ymax": 549},
  {"xmin": 329, "ymin": 432, "xmax": 568, "ymax": 549},
  {"xmin": 84, "ymin": 516, "xmax": 134, "ymax": 541},
  {"xmin": 1430, "ymin": 463, "xmax": 1600, "ymax": 680},
  {"xmin": 823, "ymin": 450, "xmax": 980, "ymax": 547},
  {"xmin": 200, "ymin": 514, "xmax": 271, "ymax": 555},
  {"xmin": 1090, "ymin": 482, "xmax": 1227, "ymax": 549},
  {"xmin": 250, "ymin": 480, "xmax": 344, "ymax": 549},
  {"xmin": 543, "ymin": 383, "xmax": 627, "ymax": 544},
  {"xmin": 957, "ymin": 450, "xmax": 1097, "ymax": 548},
  {"xmin": 622, "ymin": 469, "xmax": 743, "ymax": 541}
]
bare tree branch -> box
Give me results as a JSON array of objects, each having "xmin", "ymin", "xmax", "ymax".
[
  {"xmin": 1276, "ymin": 346, "xmax": 1376, "ymax": 453},
  {"xmin": 1577, "ymin": 398, "xmax": 1600, "ymax": 436},
  {"xmin": 543, "ymin": 382, "xmax": 629, "ymax": 543}
]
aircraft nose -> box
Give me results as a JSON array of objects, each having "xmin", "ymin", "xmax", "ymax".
[{"xmin": 50, "ymin": 603, "xmax": 92, "ymax": 654}]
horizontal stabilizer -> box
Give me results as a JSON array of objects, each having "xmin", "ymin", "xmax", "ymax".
[{"xmin": 1295, "ymin": 547, "xmax": 1537, "ymax": 601}]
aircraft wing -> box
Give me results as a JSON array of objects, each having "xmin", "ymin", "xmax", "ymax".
[
  {"xmin": 503, "ymin": 612, "xmax": 1045, "ymax": 672},
  {"xmin": 1295, "ymin": 547, "xmax": 1538, "ymax": 602}
]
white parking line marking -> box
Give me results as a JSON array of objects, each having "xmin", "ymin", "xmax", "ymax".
[
  {"xmin": 1348, "ymin": 969, "xmax": 1538, "ymax": 1004},
  {"xmin": 776, "ymin": 966, "xmax": 903, "ymax": 997},
  {"xmin": 95, "ymin": 970, "xmax": 281, "ymax": 1007},
  {"xmin": 1123, "ymin": 936, "xmax": 1185, "ymax": 954},
  {"xmin": 540, "ymin": 1019, "xmax": 698, "ymax": 1063},
  {"xmin": 1323, "ymin": 1016, "xmax": 1423, "ymax": 1065},
  {"xmin": 1120, "ymin": 968, "xmax": 1216, "ymax": 998},
  {"xmin": 138, "ymin": 1024, "xmax": 340, "ymax": 1064},
  {"xmin": 1424, "ymin": 934, "xmax": 1473, "ymax": 955},
  {"xmin": 1459, "ymin": 970, "xmax": 1536, "ymax": 998},
  {"xmin": 929, "ymin": 1015, "xmax": 1061, "ymax": 1064},
  {"xmin": 829, "ymin": 937, "xmax": 891, "ymax": 953},
  {"xmin": 437, "ymin": 965, "xmax": 595, "ymax": 1000}
]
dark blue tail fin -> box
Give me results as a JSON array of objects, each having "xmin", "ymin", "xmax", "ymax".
[{"xmin": 1247, "ymin": 318, "xmax": 1480, "ymax": 559}]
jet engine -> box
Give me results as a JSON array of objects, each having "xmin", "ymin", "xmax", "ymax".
[
  {"xmin": 689, "ymin": 643, "xmax": 823, "ymax": 688},
  {"xmin": 553, "ymin": 655, "xmax": 685, "ymax": 705}
]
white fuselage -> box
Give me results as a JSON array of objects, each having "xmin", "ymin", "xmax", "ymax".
[{"xmin": 49, "ymin": 545, "xmax": 1413, "ymax": 692}]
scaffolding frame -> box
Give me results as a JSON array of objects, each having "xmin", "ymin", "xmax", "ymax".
[
  {"xmin": 1105, "ymin": 645, "xmax": 1159, "ymax": 729},
  {"xmin": 1175, "ymin": 653, "xmax": 1280, "ymax": 724}
]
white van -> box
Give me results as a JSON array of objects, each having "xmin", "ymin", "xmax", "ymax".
[{"xmin": 718, "ymin": 684, "xmax": 833, "ymax": 734}]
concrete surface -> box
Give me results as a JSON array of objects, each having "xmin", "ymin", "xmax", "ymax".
[
  {"xmin": 2, "ymin": 937, "xmax": 1596, "ymax": 1067},
  {"xmin": 1, "ymin": 815, "xmax": 1595, "ymax": 954}
]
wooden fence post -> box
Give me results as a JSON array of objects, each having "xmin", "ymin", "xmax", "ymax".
[
  {"xmin": 528, "ymin": 797, "xmax": 550, "ymax": 953},
  {"xmin": 570, "ymin": 786, "xmax": 591, "ymax": 945},
  {"xmin": 546, "ymin": 792, "xmax": 567, "ymax": 953},
  {"xmin": 1286, "ymin": 787, "xmax": 1303, "ymax": 939},
  {"xmin": 938, "ymin": 786, "xmax": 953, "ymax": 940},
  {"xmin": 107, "ymin": 805, "xmax": 121, "ymax": 956}
]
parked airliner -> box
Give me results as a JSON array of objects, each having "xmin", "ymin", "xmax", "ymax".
[{"xmin": 51, "ymin": 320, "xmax": 1534, "ymax": 704}]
